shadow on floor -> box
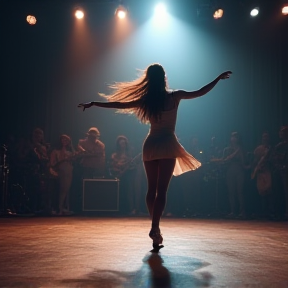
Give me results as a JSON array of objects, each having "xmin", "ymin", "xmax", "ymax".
[
  {"xmin": 0, "ymin": 254, "xmax": 212, "ymax": 288},
  {"xmin": 58, "ymin": 253, "xmax": 213, "ymax": 288}
]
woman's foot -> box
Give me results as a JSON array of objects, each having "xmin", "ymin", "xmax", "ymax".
[{"xmin": 149, "ymin": 227, "xmax": 163, "ymax": 245}]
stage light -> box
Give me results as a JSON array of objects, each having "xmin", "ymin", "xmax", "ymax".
[
  {"xmin": 213, "ymin": 9, "xmax": 224, "ymax": 19},
  {"xmin": 115, "ymin": 5, "xmax": 127, "ymax": 19},
  {"xmin": 282, "ymin": 6, "xmax": 288, "ymax": 15},
  {"xmin": 154, "ymin": 3, "xmax": 167, "ymax": 16},
  {"xmin": 75, "ymin": 10, "xmax": 84, "ymax": 19},
  {"xmin": 118, "ymin": 10, "xmax": 126, "ymax": 19},
  {"xmin": 250, "ymin": 8, "xmax": 259, "ymax": 17},
  {"xmin": 153, "ymin": 2, "xmax": 169, "ymax": 26},
  {"xmin": 26, "ymin": 15, "xmax": 36, "ymax": 25}
]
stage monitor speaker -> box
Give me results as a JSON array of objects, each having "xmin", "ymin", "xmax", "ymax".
[{"xmin": 82, "ymin": 179, "xmax": 119, "ymax": 211}]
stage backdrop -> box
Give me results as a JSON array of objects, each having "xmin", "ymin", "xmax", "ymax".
[{"xmin": 1, "ymin": 0, "xmax": 287, "ymax": 154}]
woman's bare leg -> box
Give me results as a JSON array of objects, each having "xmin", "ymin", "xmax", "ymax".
[
  {"xmin": 144, "ymin": 159, "xmax": 175, "ymax": 228},
  {"xmin": 144, "ymin": 160, "xmax": 159, "ymax": 217},
  {"xmin": 152, "ymin": 159, "xmax": 175, "ymax": 228}
]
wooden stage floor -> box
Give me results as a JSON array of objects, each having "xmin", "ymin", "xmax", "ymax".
[{"xmin": 0, "ymin": 217, "xmax": 288, "ymax": 288}]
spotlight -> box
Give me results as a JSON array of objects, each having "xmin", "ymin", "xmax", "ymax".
[
  {"xmin": 26, "ymin": 15, "xmax": 37, "ymax": 25},
  {"xmin": 115, "ymin": 5, "xmax": 127, "ymax": 19},
  {"xmin": 154, "ymin": 3, "xmax": 167, "ymax": 16},
  {"xmin": 282, "ymin": 5, "xmax": 288, "ymax": 15},
  {"xmin": 75, "ymin": 9, "xmax": 84, "ymax": 19},
  {"xmin": 213, "ymin": 9, "xmax": 224, "ymax": 19},
  {"xmin": 250, "ymin": 8, "xmax": 259, "ymax": 17}
]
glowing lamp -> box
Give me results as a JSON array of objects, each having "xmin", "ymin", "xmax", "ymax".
[
  {"xmin": 115, "ymin": 6, "xmax": 127, "ymax": 19},
  {"xmin": 154, "ymin": 3, "xmax": 167, "ymax": 16},
  {"xmin": 213, "ymin": 9, "xmax": 224, "ymax": 19},
  {"xmin": 26, "ymin": 15, "xmax": 36, "ymax": 25},
  {"xmin": 282, "ymin": 6, "xmax": 288, "ymax": 15},
  {"xmin": 75, "ymin": 10, "xmax": 84, "ymax": 19},
  {"xmin": 250, "ymin": 8, "xmax": 259, "ymax": 17},
  {"xmin": 117, "ymin": 10, "xmax": 126, "ymax": 19}
]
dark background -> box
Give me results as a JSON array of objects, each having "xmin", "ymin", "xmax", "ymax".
[{"xmin": 1, "ymin": 0, "xmax": 287, "ymax": 154}]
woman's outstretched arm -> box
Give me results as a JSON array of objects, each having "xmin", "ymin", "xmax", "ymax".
[
  {"xmin": 78, "ymin": 99, "xmax": 142, "ymax": 111},
  {"xmin": 174, "ymin": 71, "xmax": 232, "ymax": 100}
]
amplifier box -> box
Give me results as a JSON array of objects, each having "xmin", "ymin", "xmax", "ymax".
[{"xmin": 82, "ymin": 179, "xmax": 119, "ymax": 211}]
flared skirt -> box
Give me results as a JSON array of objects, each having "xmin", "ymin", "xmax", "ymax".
[{"xmin": 142, "ymin": 133, "xmax": 201, "ymax": 176}]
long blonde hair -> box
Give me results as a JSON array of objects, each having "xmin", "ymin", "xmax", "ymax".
[{"xmin": 100, "ymin": 63, "xmax": 168, "ymax": 123}]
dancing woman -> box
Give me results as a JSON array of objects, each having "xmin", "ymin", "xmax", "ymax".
[{"xmin": 78, "ymin": 64, "xmax": 231, "ymax": 249}]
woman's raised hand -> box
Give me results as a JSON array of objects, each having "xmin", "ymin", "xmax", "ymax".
[
  {"xmin": 219, "ymin": 71, "xmax": 232, "ymax": 80},
  {"xmin": 77, "ymin": 102, "xmax": 93, "ymax": 111}
]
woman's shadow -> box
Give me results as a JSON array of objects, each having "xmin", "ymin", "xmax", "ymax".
[
  {"xmin": 59, "ymin": 253, "xmax": 213, "ymax": 288},
  {"xmin": 146, "ymin": 252, "xmax": 172, "ymax": 288},
  {"xmin": 142, "ymin": 253, "xmax": 213, "ymax": 288}
]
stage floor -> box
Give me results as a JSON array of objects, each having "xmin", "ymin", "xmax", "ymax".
[{"xmin": 0, "ymin": 217, "xmax": 288, "ymax": 288}]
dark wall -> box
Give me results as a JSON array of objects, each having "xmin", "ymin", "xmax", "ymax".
[{"xmin": 1, "ymin": 0, "xmax": 287, "ymax": 155}]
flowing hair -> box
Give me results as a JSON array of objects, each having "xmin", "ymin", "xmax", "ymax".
[{"xmin": 99, "ymin": 63, "xmax": 168, "ymax": 124}]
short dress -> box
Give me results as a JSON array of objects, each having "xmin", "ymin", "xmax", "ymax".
[{"xmin": 142, "ymin": 96, "xmax": 201, "ymax": 176}]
